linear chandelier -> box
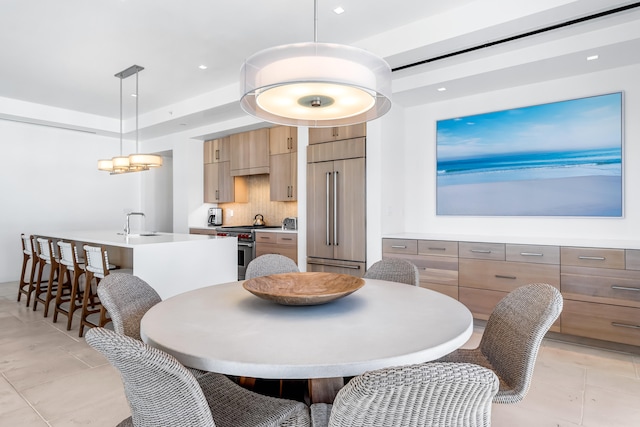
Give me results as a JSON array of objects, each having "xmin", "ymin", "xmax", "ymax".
[
  {"xmin": 98, "ymin": 65, "xmax": 163, "ymax": 174},
  {"xmin": 239, "ymin": 0, "xmax": 391, "ymax": 128}
]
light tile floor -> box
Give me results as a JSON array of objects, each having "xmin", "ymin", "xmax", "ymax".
[{"xmin": 1, "ymin": 280, "xmax": 639, "ymax": 426}]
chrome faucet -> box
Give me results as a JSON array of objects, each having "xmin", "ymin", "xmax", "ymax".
[{"xmin": 124, "ymin": 212, "xmax": 145, "ymax": 235}]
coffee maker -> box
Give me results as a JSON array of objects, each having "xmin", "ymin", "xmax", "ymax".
[{"xmin": 207, "ymin": 207, "xmax": 222, "ymax": 226}]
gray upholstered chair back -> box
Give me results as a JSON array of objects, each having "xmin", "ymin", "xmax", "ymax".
[
  {"xmin": 85, "ymin": 327, "xmax": 216, "ymax": 427},
  {"xmin": 246, "ymin": 254, "xmax": 299, "ymax": 279},
  {"xmin": 97, "ymin": 273, "xmax": 161, "ymax": 341},
  {"xmin": 363, "ymin": 258, "xmax": 420, "ymax": 286},
  {"xmin": 479, "ymin": 282, "xmax": 562, "ymax": 403},
  {"xmin": 311, "ymin": 362, "xmax": 498, "ymax": 427}
]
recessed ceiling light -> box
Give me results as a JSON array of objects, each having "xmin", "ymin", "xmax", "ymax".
[
  {"xmin": 199, "ymin": 65, "xmax": 208, "ymax": 70},
  {"xmin": 587, "ymin": 55, "xmax": 599, "ymax": 61},
  {"xmin": 437, "ymin": 87, "xmax": 447, "ymax": 92},
  {"xmin": 130, "ymin": 93, "xmax": 137, "ymax": 97},
  {"xmin": 334, "ymin": 6, "xmax": 345, "ymax": 14}
]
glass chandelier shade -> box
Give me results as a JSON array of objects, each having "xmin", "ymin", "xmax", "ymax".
[
  {"xmin": 240, "ymin": 42, "xmax": 391, "ymax": 127},
  {"xmin": 240, "ymin": 0, "xmax": 391, "ymax": 128}
]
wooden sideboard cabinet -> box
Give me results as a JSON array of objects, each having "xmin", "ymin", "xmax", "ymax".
[
  {"xmin": 383, "ymin": 236, "xmax": 640, "ymax": 347},
  {"xmin": 458, "ymin": 242, "xmax": 561, "ymax": 332},
  {"xmin": 255, "ymin": 231, "xmax": 298, "ymax": 263},
  {"xmin": 382, "ymin": 238, "xmax": 459, "ymax": 299},
  {"xmin": 560, "ymin": 246, "xmax": 640, "ymax": 346}
]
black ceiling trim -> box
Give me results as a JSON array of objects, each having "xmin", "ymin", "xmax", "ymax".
[{"xmin": 391, "ymin": 2, "xmax": 640, "ymax": 73}]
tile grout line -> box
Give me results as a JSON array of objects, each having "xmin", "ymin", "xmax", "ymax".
[{"xmin": 1, "ymin": 372, "xmax": 52, "ymax": 427}]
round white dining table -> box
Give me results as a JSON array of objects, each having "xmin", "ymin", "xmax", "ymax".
[{"xmin": 140, "ymin": 278, "xmax": 473, "ymax": 383}]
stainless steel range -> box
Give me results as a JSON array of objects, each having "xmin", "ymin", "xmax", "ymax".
[{"xmin": 215, "ymin": 225, "xmax": 281, "ymax": 279}]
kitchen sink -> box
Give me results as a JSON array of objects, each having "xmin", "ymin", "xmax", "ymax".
[{"xmin": 117, "ymin": 232, "xmax": 161, "ymax": 237}]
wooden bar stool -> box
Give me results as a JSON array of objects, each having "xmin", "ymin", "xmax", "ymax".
[
  {"xmin": 33, "ymin": 237, "xmax": 59, "ymax": 317},
  {"xmin": 53, "ymin": 240, "xmax": 85, "ymax": 330},
  {"xmin": 79, "ymin": 245, "xmax": 122, "ymax": 337},
  {"xmin": 18, "ymin": 234, "xmax": 39, "ymax": 307}
]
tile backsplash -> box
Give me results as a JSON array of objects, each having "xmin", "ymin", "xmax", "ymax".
[{"xmin": 219, "ymin": 174, "xmax": 297, "ymax": 226}]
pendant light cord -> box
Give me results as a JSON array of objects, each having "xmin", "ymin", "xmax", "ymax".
[
  {"xmin": 314, "ymin": 0, "xmax": 318, "ymax": 43},
  {"xmin": 135, "ymin": 68, "xmax": 139, "ymax": 154},
  {"xmin": 119, "ymin": 75, "xmax": 123, "ymax": 157}
]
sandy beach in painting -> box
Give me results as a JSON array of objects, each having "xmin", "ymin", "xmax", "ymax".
[{"xmin": 437, "ymin": 175, "xmax": 622, "ymax": 216}]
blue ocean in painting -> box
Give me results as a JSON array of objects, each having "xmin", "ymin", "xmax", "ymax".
[{"xmin": 437, "ymin": 147, "xmax": 622, "ymax": 187}]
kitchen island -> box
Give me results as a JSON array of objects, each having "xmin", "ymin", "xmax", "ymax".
[{"xmin": 37, "ymin": 231, "xmax": 237, "ymax": 299}]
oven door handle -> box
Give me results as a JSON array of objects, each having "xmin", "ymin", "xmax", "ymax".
[{"xmin": 238, "ymin": 242, "xmax": 253, "ymax": 248}]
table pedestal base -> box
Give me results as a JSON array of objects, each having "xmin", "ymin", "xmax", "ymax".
[{"xmin": 308, "ymin": 377, "xmax": 345, "ymax": 403}]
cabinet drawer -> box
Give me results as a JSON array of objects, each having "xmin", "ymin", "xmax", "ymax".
[
  {"xmin": 382, "ymin": 239, "xmax": 417, "ymax": 255},
  {"xmin": 255, "ymin": 243, "xmax": 297, "ymax": 263},
  {"xmin": 626, "ymin": 250, "xmax": 640, "ymax": 270},
  {"xmin": 561, "ymin": 247, "xmax": 625, "ymax": 269},
  {"xmin": 562, "ymin": 300, "xmax": 640, "ymax": 346},
  {"xmin": 277, "ymin": 233, "xmax": 297, "ymax": 246},
  {"xmin": 460, "ymin": 287, "xmax": 561, "ymax": 332},
  {"xmin": 255, "ymin": 233, "xmax": 276, "ymax": 243},
  {"xmin": 561, "ymin": 265, "xmax": 640, "ymax": 308},
  {"xmin": 459, "ymin": 258, "xmax": 560, "ymax": 292},
  {"xmin": 387, "ymin": 253, "xmax": 458, "ymax": 287},
  {"xmin": 459, "ymin": 242, "xmax": 505, "ymax": 260},
  {"xmin": 506, "ymin": 244, "xmax": 559, "ymax": 264},
  {"xmin": 418, "ymin": 240, "xmax": 458, "ymax": 257}
]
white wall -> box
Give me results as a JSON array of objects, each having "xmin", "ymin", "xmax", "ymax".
[
  {"xmin": 385, "ymin": 64, "xmax": 640, "ymax": 244},
  {"xmin": 0, "ymin": 120, "xmax": 139, "ymax": 282}
]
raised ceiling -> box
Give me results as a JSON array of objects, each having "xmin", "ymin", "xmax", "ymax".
[{"xmin": 1, "ymin": 0, "xmax": 639, "ymax": 140}]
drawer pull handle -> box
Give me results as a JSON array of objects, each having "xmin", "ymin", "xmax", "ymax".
[
  {"xmin": 611, "ymin": 322, "xmax": 640, "ymax": 330},
  {"xmin": 281, "ymin": 238, "xmax": 293, "ymax": 241},
  {"xmin": 495, "ymin": 274, "xmax": 517, "ymax": 280},
  {"xmin": 611, "ymin": 285, "xmax": 640, "ymax": 292},
  {"xmin": 520, "ymin": 252, "xmax": 543, "ymax": 257},
  {"xmin": 471, "ymin": 249, "xmax": 492, "ymax": 254},
  {"xmin": 578, "ymin": 256, "xmax": 606, "ymax": 261},
  {"xmin": 428, "ymin": 247, "xmax": 446, "ymax": 251},
  {"xmin": 391, "ymin": 245, "xmax": 407, "ymax": 249},
  {"xmin": 308, "ymin": 261, "xmax": 361, "ymax": 270}
]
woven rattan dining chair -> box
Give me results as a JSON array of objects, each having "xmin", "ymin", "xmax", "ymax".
[
  {"xmin": 246, "ymin": 254, "xmax": 299, "ymax": 279},
  {"xmin": 363, "ymin": 258, "xmax": 420, "ymax": 286},
  {"xmin": 437, "ymin": 283, "xmax": 563, "ymax": 404},
  {"xmin": 310, "ymin": 362, "xmax": 498, "ymax": 427},
  {"xmin": 97, "ymin": 273, "xmax": 161, "ymax": 341},
  {"xmin": 85, "ymin": 327, "xmax": 310, "ymax": 427}
]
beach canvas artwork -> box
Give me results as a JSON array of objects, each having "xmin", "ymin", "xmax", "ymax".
[{"xmin": 436, "ymin": 92, "xmax": 623, "ymax": 217}]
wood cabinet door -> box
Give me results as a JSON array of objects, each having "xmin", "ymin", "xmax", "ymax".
[
  {"xmin": 333, "ymin": 157, "xmax": 366, "ymax": 262},
  {"xmin": 204, "ymin": 140, "xmax": 214, "ymax": 164},
  {"xmin": 230, "ymin": 132, "xmax": 250, "ymax": 173},
  {"xmin": 269, "ymin": 126, "xmax": 296, "ymax": 154},
  {"xmin": 309, "ymin": 124, "xmax": 366, "ymax": 144},
  {"xmin": 270, "ymin": 153, "xmax": 289, "ymax": 201},
  {"xmin": 307, "ymin": 161, "xmax": 335, "ymax": 260},
  {"xmin": 249, "ymin": 129, "xmax": 270, "ymax": 170},
  {"xmin": 213, "ymin": 136, "xmax": 230, "ymax": 162},
  {"xmin": 217, "ymin": 161, "xmax": 234, "ymax": 202},
  {"xmin": 203, "ymin": 163, "xmax": 220, "ymax": 203}
]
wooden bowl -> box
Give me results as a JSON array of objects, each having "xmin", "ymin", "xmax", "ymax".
[{"xmin": 243, "ymin": 272, "xmax": 365, "ymax": 306}]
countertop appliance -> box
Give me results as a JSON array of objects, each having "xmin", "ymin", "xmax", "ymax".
[
  {"xmin": 282, "ymin": 217, "xmax": 297, "ymax": 230},
  {"xmin": 215, "ymin": 225, "xmax": 281, "ymax": 279},
  {"xmin": 208, "ymin": 208, "xmax": 222, "ymax": 226}
]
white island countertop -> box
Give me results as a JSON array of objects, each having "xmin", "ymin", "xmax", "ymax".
[
  {"xmin": 37, "ymin": 230, "xmax": 238, "ymax": 299},
  {"xmin": 41, "ymin": 230, "xmax": 226, "ymax": 248}
]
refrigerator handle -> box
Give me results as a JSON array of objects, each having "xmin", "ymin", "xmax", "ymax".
[
  {"xmin": 334, "ymin": 170, "xmax": 338, "ymax": 246},
  {"xmin": 326, "ymin": 172, "xmax": 331, "ymax": 246}
]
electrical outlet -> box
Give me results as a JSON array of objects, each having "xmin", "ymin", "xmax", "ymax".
[{"xmin": 228, "ymin": 209, "xmax": 234, "ymax": 217}]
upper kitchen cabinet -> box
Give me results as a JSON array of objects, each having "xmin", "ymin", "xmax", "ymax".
[
  {"xmin": 269, "ymin": 126, "xmax": 297, "ymax": 201},
  {"xmin": 308, "ymin": 123, "xmax": 366, "ymax": 145},
  {"xmin": 230, "ymin": 129, "xmax": 270, "ymax": 176},
  {"xmin": 204, "ymin": 137, "xmax": 247, "ymax": 203},
  {"xmin": 204, "ymin": 136, "xmax": 230, "ymax": 164}
]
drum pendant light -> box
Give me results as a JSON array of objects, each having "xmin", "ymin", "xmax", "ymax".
[
  {"xmin": 239, "ymin": 0, "xmax": 391, "ymax": 128},
  {"xmin": 98, "ymin": 65, "xmax": 163, "ymax": 174}
]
